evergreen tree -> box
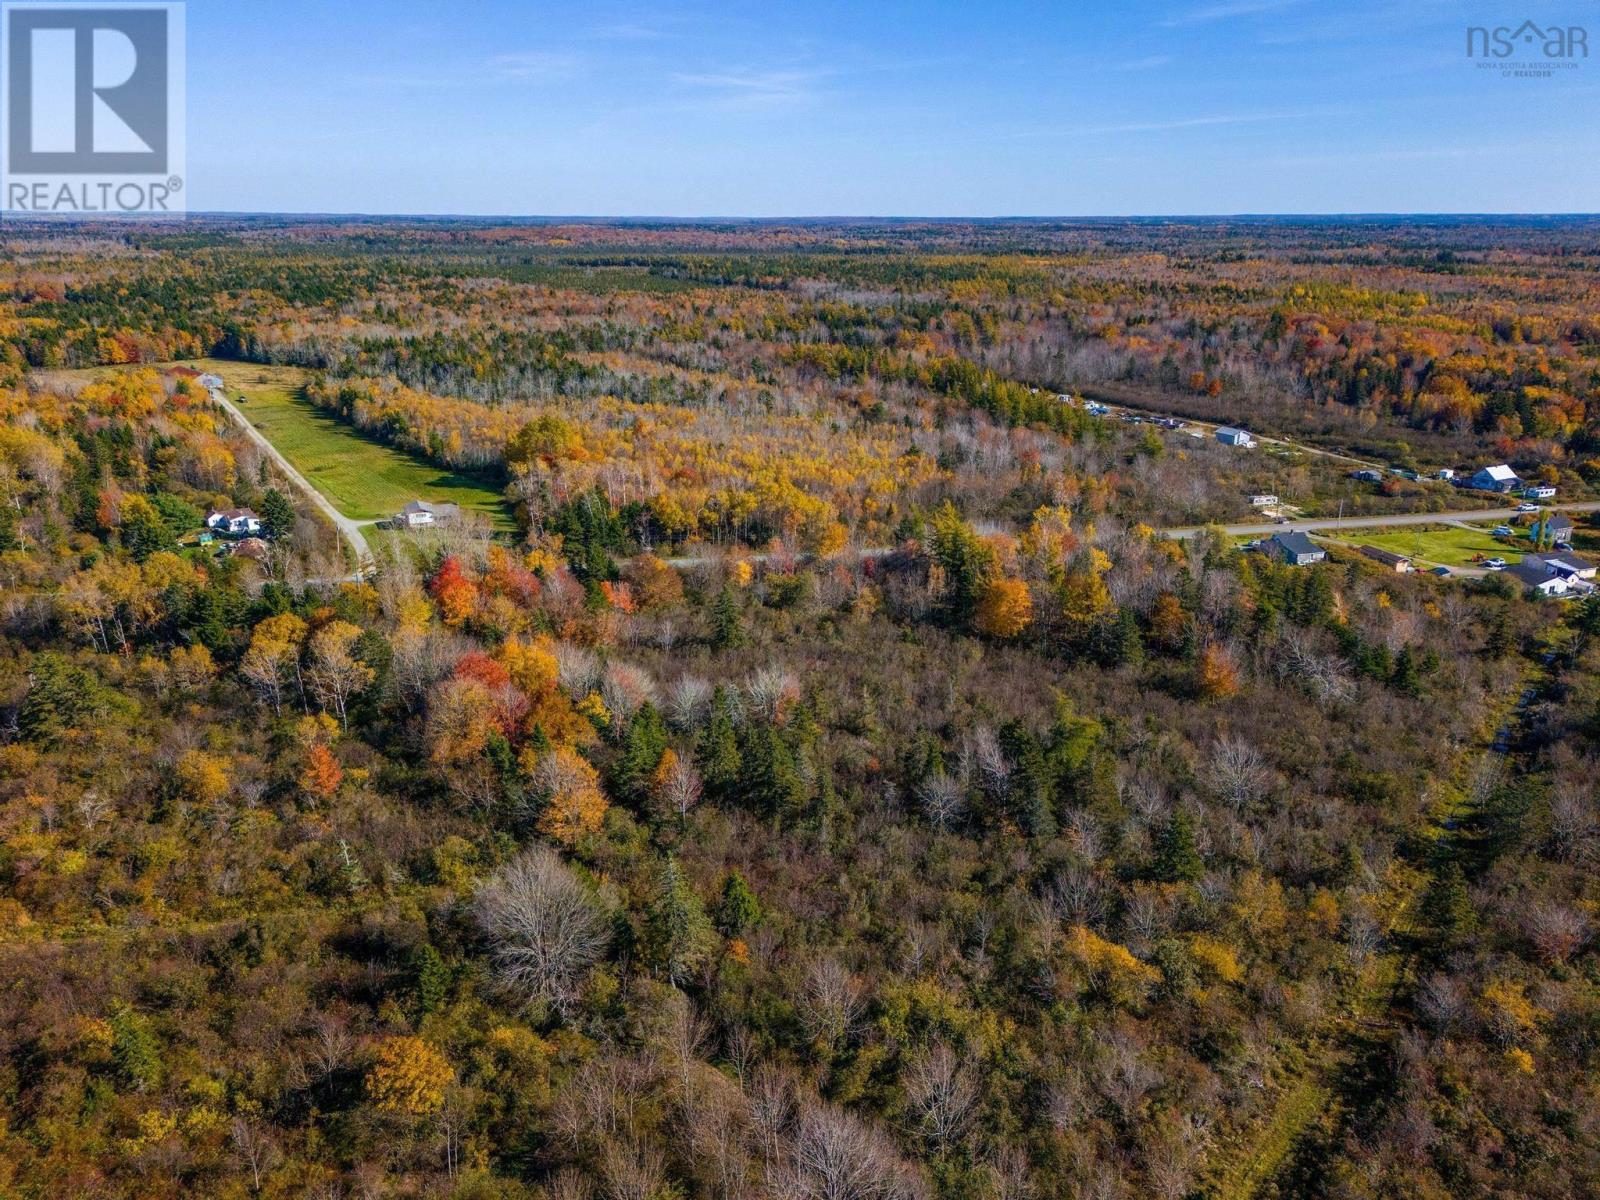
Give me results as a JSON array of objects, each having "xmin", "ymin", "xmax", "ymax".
[
  {"xmin": 716, "ymin": 870, "xmax": 762, "ymax": 936},
  {"xmin": 122, "ymin": 500, "xmax": 175, "ymax": 562},
  {"xmin": 999, "ymin": 720, "xmax": 1056, "ymax": 838},
  {"xmin": 1392, "ymin": 645, "xmax": 1423, "ymax": 696},
  {"xmin": 410, "ymin": 944, "xmax": 450, "ymax": 1018},
  {"xmin": 550, "ymin": 487, "xmax": 624, "ymax": 584},
  {"xmin": 644, "ymin": 857, "xmax": 715, "ymax": 986},
  {"xmin": 615, "ymin": 702, "xmax": 669, "ymax": 801},
  {"xmin": 20, "ymin": 653, "xmax": 104, "ymax": 744},
  {"xmin": 697, "ymin": 687, "xmax": 742, "ymax": 799},
  {"xmin": 737, "ymin": 722, "xmax": 807, "ymax": 819},
  {"xmin": 929, "ymin": 500, "xmax": 996, "ymax": 623},
  {"xmin": 1092, "ymin": 607, "xmax": 1145, "ymax": 669},
  {"xmin": 1152, "ymin": 811, "xmax": 1204, "ymax": 882},
  {"xmin": 260, "ymin": 487, "xmax": 296, "ymax": 540},
  {"xmin": 710, "ymin": 584, "xmax": 746, "ymax": 649},
  {"xmin": 110, "ymin": 1005, "xmax": 162, "ymax": 1092},
  {"xmin": 1419, "ymin": 861, "xmax": 1476, "ymax": 946},
  {"xmin": 1483, "ymin": 611, "xmax": 1513, "ymax": 659}
]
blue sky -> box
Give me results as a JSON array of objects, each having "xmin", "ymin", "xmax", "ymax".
[{"xmin": 185, "ymin": 0, "xmax": 1599, "ymax": 215}]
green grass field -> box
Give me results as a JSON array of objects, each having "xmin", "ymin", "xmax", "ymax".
[
  {"xmin": 1332, "ymin": 523, "xmax": 1527, "ymax": 568},
  {"xmin": 193, "ymin": 359, "xmax": 514, "ymax": 530}
]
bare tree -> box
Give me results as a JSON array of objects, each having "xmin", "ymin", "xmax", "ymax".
[
  {"xmin": 745, "ymin": 666, "xmax": 800, "ymax": 723},
  {"xmin": 963, "ymin": 726, "xmax": 1010, "ymax": 798},
  {"xmin": 546, "ymin": 1168, "xmax": 594, "ymax": 1200},
  {"xmin": 475, "ymin": 845, "xmax": 613, "ymax": 1017},
  {"xmin": 556, "ymin": 642, "xmax": 602, "ymax": 697},
  {"xmin": 600, "ymin": 1141, "xmax": 667, "ymax": 1200},
  {"xmin": 601, "ymin": 660, "xmax": 659, "ymax": 727},
  {"xmin": 1527, "ymin": 903, "xmax": 1590, "ymax": 965},
  {"xmin": 666, "ymin": 674, "xmax": 714, "ymax": 731},
  {"xmin": 783, "ymin": 1101, "xmax": 925, "ymax": 1200},
  {"xmin": 230, "ymin": 1117, "xmax": 282, "ymax": 1194},
  {"xmin": 1416, "ymin": 973, "xmax": 1467, "ymax": 1034},
  {"xmin": 657, "ymin": 755, "xmax": 704, "ymax": 824},
  {"xmin": 1206, "ymin": 737, "xmax": 1271, "ymax": 813},
  {"xmin": 798, "ymin": 958, "xmax": 864, "ymax": 1053},
  {"xmin": 903, "ymin": 1042, "xmax": 978, "ymax": 1148},
  {"xmin": 1547, "ymin": 779, "xmax": 1597, "ymax": 863},
  {"xmin": 296, "ymin": 1010, "xmax": 354, "ymax": 1085},
  {"xmin": 915, "ymin": 773, "xmax": 965, "ymax": 831}
]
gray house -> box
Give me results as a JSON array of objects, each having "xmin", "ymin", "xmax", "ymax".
[
  {"xmin": 1216, "ymin": 427, "xmax": 1256, "ymax": 448},
  {"xmin": 1535, "ymin": 513, "xmax": 1574, "ymax": 544},
  {"xmin": 1468, "ymin": 464, "xmax": 1521, "ymax": 493},
  {"xmin": 396, "ymin": 499, "xmax": 462, "ymax": 529},
  {"xmin": 1268, "ymin": 531, "xmax": 1326, "ymax": 566}
]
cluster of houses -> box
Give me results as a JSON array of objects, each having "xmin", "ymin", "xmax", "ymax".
[
  {"xmin": 1503, "ymin": 552, "xmax": 1598, "ymax": 598},
  {"xmin": 1344, "ymin": 461, "xmax": 1558, "ymax": 502},
  {"xmin": 1250, "ymin": 530, "xmax": 1595, "ymax": 597},
  {"xmin": 1460, "ymin": 464, "xmax": 1557, "ymax": 500}
]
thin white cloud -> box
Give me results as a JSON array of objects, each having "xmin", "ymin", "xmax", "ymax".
[
  {"xmin": 671, "ymin": 67, "xmax": 826, "ymax": 110},
  {"xmin": 1000, "ymin": 108, "xmax": 1336, "ymax": 139},
  {"xmin": 488, "ymin": 51, "xmax": 583, "ymax": 81},
  {"xmin": 1162, "ymin": 0, "xmax": 1303, "ymax": 26},
  {"xmin": 1271, "ymin": 145, "xmax": 1515, "ymax": 167},
  {"xmin": 1112, "ymin": 54, "xmax": 1175, "ymax": 71}
]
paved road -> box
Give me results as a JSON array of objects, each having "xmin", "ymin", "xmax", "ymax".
[
  {"xmin": 1162, "ymin": 501, "xmax": 1600, "ymax": 539},
  {"xmin": 209, "ymin": 385, "xmax": 373, "ymax": 570}
]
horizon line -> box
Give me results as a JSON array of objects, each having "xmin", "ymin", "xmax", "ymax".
[{"xmin": 5, "ymin": 210, "xmax": 1600, "ymax": 225}]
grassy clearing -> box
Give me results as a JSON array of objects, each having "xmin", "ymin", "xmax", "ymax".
[
  {"xmin": 34, "ymin": 358, "xmax": 514, "ymax": 530},
  {"xmin": 198, "ymin": 360, "xmax": 513, "ymax": 530},
  {"xmin": 1332, "ymin": 523, "xmax": 1527, "ymax": 567}
]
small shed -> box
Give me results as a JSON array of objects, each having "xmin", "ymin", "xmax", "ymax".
[{"xmin": 1359, "ymin": 545, "xmax": 1412, "ymax": 573}]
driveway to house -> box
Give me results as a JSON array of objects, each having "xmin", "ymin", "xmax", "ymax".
[
  {"xmin": 1162, "ymin": 501, "xmax": 1600, "ymax": 540},
  {"xmin": 209, "ymin": 385, "xmax": 373, "ymax": 570}
]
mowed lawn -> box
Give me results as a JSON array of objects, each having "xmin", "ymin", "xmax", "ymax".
[
  {"xmin": 1333, "ymin": 523, "xmax": 1528, "ymax": 567},
  {"xmin": 192, "ymin": 359, "xmax": 514, "ymax": 529}
]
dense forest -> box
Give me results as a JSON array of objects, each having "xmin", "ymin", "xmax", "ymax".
[{"xmin": 1, "ymin": 218, "xmax": 1598, "ymax": 1200}]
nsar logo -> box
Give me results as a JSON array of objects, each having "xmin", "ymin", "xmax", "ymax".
[{"xmin": 1466, "ymin": 19, "xmax": 1587, "ymax": 79}]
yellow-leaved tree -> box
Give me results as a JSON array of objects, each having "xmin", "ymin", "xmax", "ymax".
[
  {"xmin": 366, "ymin": 1036, "xmax": 452, "ymax": 1116},
  {"xmin": 974, "ymin": 577, "xmax": 1034, "ymax": 639},
  {"xmin": 523, "ymin": 746, "xmax": 609, "ymax": 846}
]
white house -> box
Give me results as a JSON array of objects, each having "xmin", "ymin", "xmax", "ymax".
[
  {"xmin": 1506, "ymin": 560, "xmax": 1569, "ymax": 597},
  {"xmin": 1216, "ymin": 427, "xmax": 1256, "ymax": 448},
  {"xmin": 1436, "ymin": 468, "xmax": 1456, "ymax": 482},
  {"xmin": 1524, "ymin": 485, "xmax": 1557, "ymax": 500},
  {"xmin": 206, "ymin": 508, "xmax": 262, "ymax": 536},
  {"xmin": 396, "ymin": 499, "xmax": 461, "ymax": 529},
  {"xmin": 1250, "ymin": 494, "xmax": 1279, "ymax": 508},
  {"xmin": 1525, "ymin": 552, "xmax": 1598, "ymax": 584},
  {"xmin": 1468, "ymin": 464, "xmax": 1521, "ymax": 493}
]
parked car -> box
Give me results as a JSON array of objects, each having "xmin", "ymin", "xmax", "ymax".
[
  {"xmin": 1515, "ymin": 503, "xmax": 1540, "ymax": 513},
  {"xmin": 1493, "ymin": 525, "xmax": 1515, "ymax": 536},
  {"xmin": 1485, "ymin": 558, "xmax": 1507, "ymax": 570}
]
